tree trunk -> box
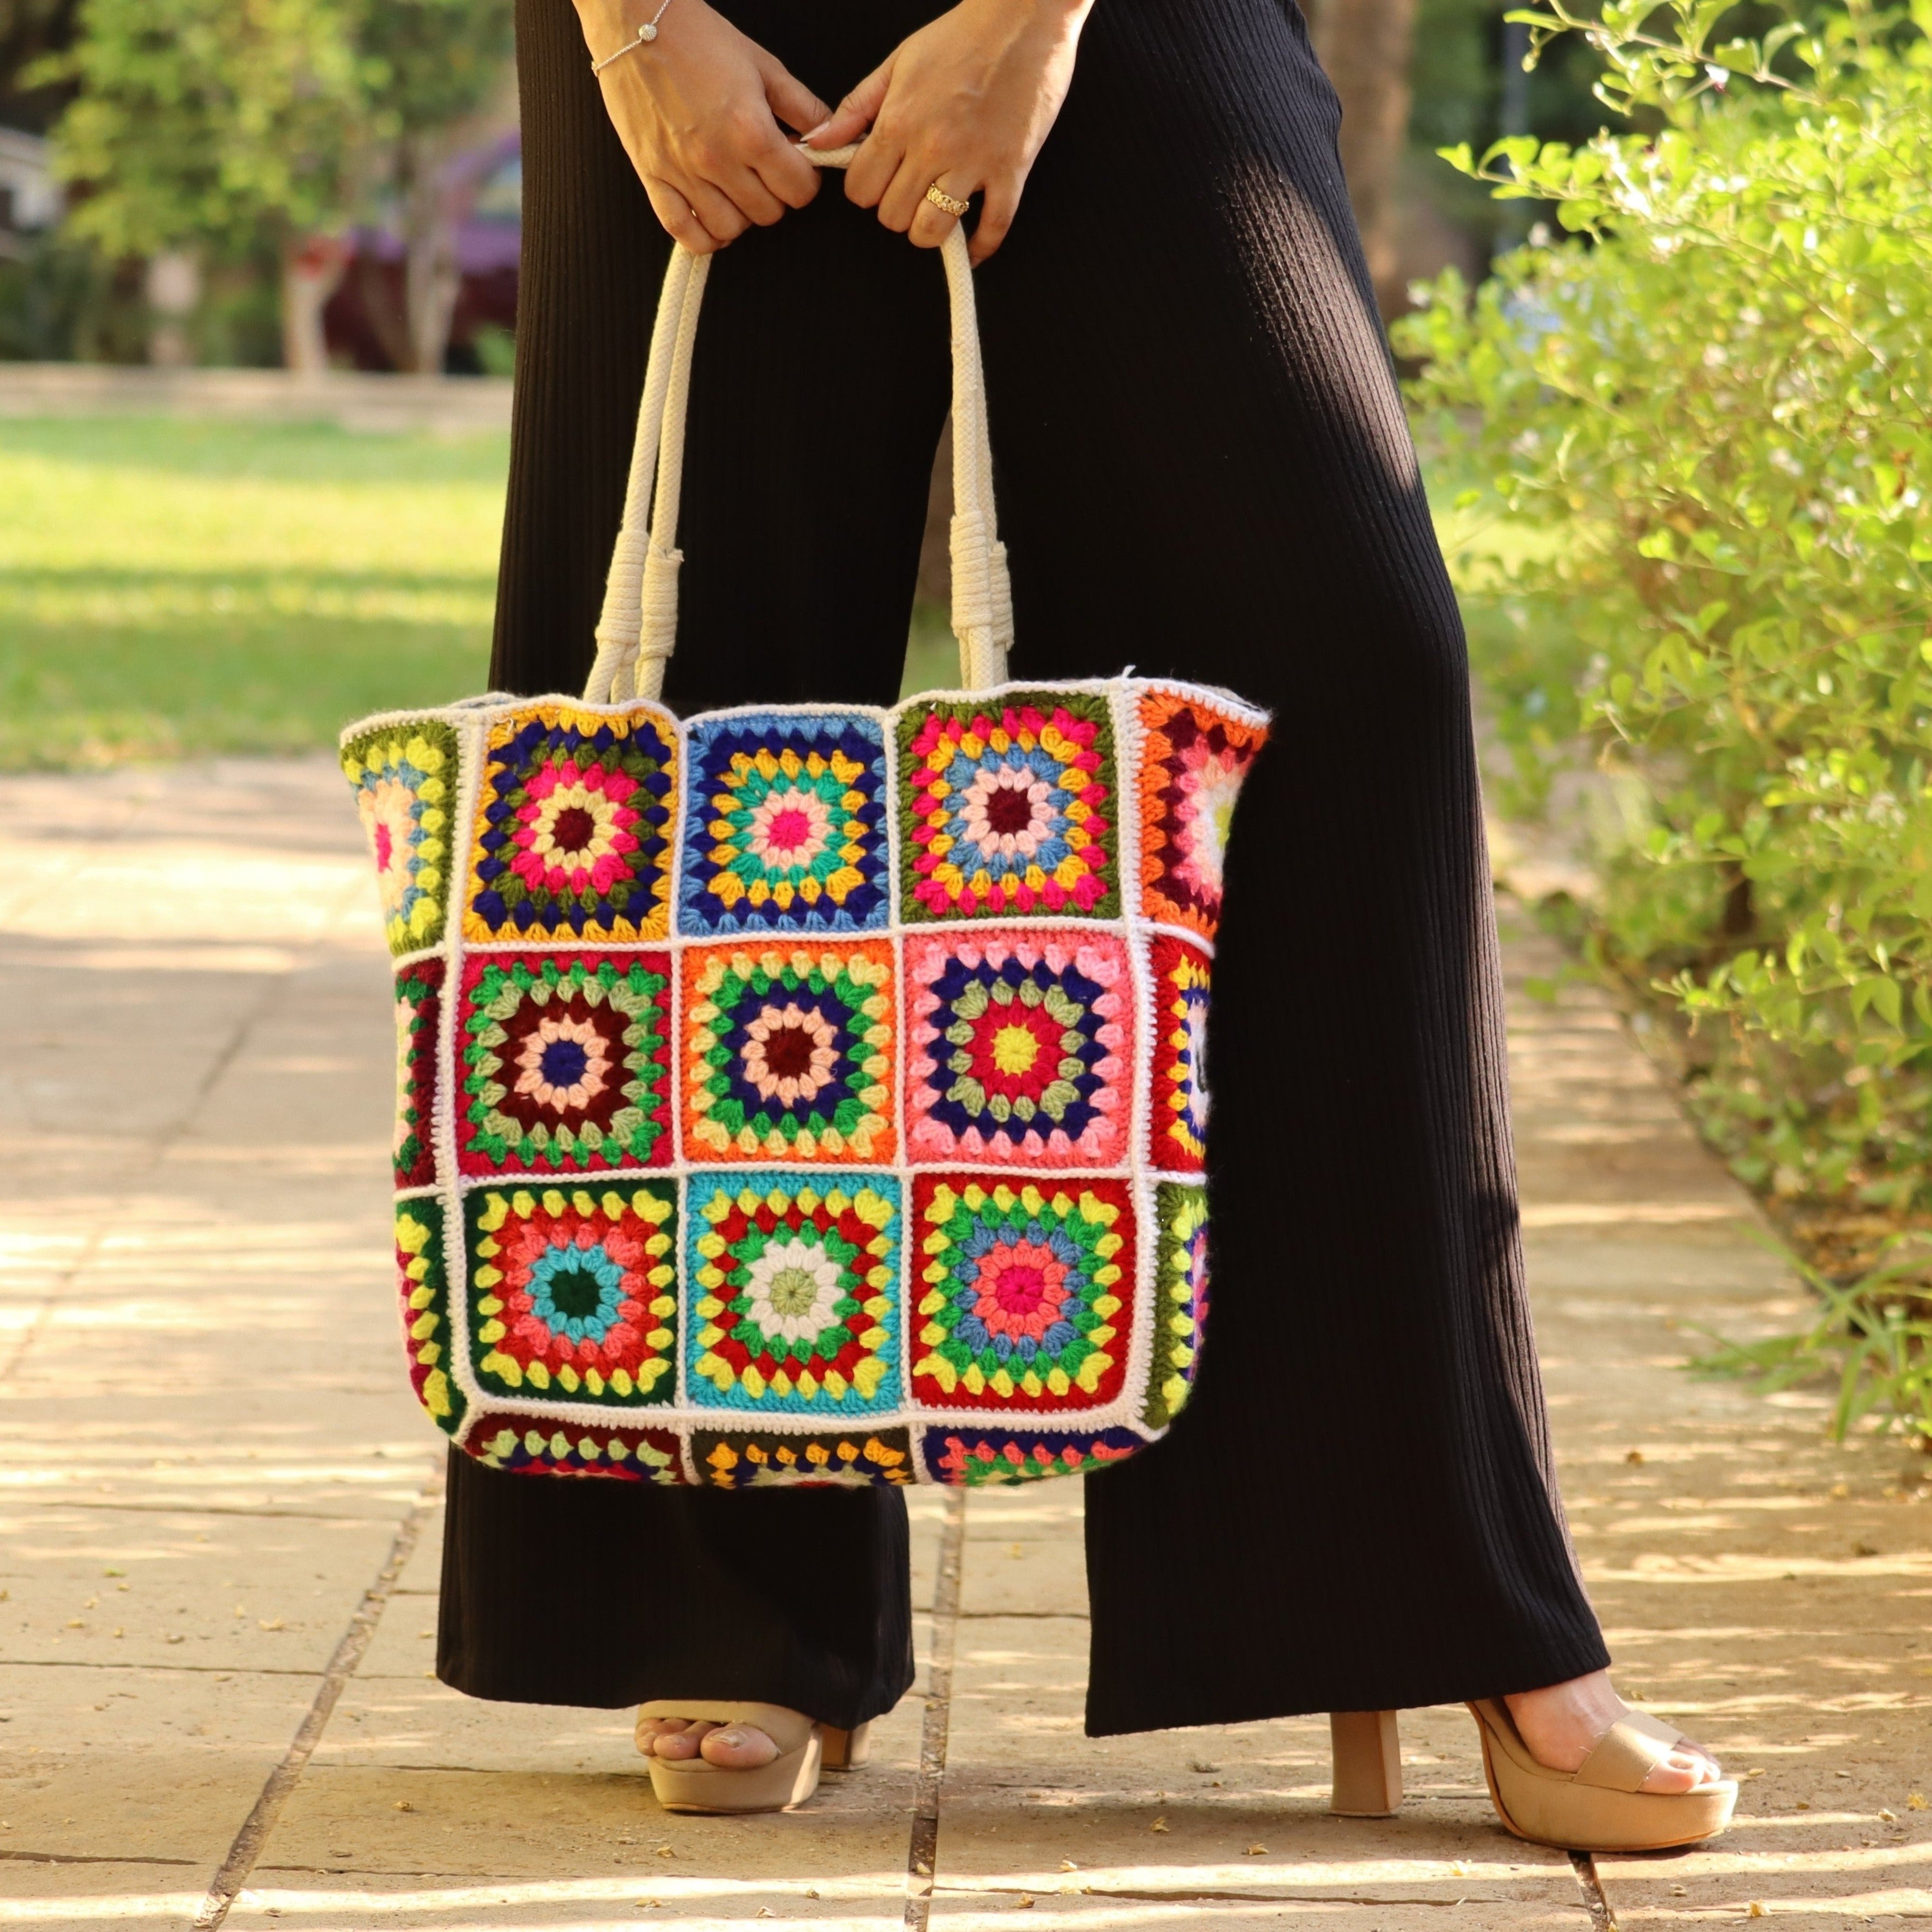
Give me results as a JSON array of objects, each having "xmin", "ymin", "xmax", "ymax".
[
  {"xmin": 280, "ymin": 233, "xmax": 348, "ymax": 377},
  {"xmin": 401, "ymin": 131, "xmax": 461, "ymax": 376},
  {"xmin": 144, "ymin": 250, "xmax": 201, "ymax": 368},
  {"xmin": 1307, "ymin": 0, "xmax": 1420, "ymax": 318}
]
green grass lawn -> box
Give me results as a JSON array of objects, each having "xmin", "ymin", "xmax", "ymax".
[
  {"xmin": 0, "ymin": 415, "xmax": 1525, "ymax": 772},
  {"xmin": 0, "ymin": 417, "xmax": 509, "ymax": 769},
  {"xmin": 0, "ymin": 415, "xmax": 975, "ymax": 770}
]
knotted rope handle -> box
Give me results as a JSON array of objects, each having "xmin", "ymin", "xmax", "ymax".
[{"xmin": 584, "ymin": 144, "xmax": 1013, "ymax": 705}]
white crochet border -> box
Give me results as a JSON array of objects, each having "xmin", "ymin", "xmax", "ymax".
[{"xmin": 348, "ymin": 673, "xmax": 1270, "ymax": 1484}]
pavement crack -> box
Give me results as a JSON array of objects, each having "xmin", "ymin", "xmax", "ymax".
[
  {"xmin": 188, "ymin": 1467, "xmax": 442, "ymax": 1931},
  {"xmin": 0, "ymin": 1658, "xmax": 337, "ymax": 1676},
  {"xmin": 956, "ymin": 1610, "xmax": 1088, "ymax": 1621},
  {"xmin": 42, "ymin": 1501, "xmax": 407, "ymax": 1522},
  {"xmin": 904, "ymin": 1485, "xmax": 965, "ymax": 1932},
  {"xmin": 0, "ymin": 1848, "xmax": 199, "ymax": 1867},
  {"xmin": 942, "ymin": 1886, "xmax": 1531, "ymax": 1907}
]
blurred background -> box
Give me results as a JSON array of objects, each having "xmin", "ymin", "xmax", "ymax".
[
  {"xmin": 0, "ymin": 0, "xmax": 1601, "ymax": 768},
  {"xmin": 0, "ymin": 0, "xmax": 1602, "ymax": 373}
]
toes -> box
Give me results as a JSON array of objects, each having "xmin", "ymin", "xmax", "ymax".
[
  {"xmin": 700, "ymin": 1724, "xmax": 780, "ymax": 1770},
  {"xmin": 653, "ymin": 1720, "xmax": 719, "ymax": 1761},
  {"xmin": 1640, "ymin": 1755, "xmax": 1698, "ymax": 1794},
  {"xmin": 1642, "ymin": 1744, "xmax": 1720, "ymax": 1794}
]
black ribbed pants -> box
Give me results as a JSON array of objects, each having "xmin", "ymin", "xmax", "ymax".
[{"xmin": 438, "ymin": 0, "xmax": 1611, "ymax": 1735}]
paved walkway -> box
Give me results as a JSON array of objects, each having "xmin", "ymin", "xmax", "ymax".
[{"xmin": 1, "ymin": 758, "xmax": 1926, "ymax": 1930}]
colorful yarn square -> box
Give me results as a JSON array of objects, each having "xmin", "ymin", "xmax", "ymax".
[
  {"xmin": 393, "ymin": 959, "xmax": 442, "ymax": 1188},
  {"xmin": 920, "ymin": 1425, "xmax": 1143, "ymax": 1486},
  {"xmin": 457, "ymin": 953, "xmax": 671, "ymax": 1176},
  {"xmin": 1145, "ymin": 1183, "xmax": 1208, "ymax": 1430},
  {"xmin": 343, "ymin": 722, "xmax": 458, "ymax": 956},
  {"xmin": 682, "ymin": 941, "xmax": 896, "ymax": 1162},
  {"xmin": 678, "ymin": 714, "xmax": 890, "ymax": 934},
  {"xmin": 898, "ymin": 694, "xmax": 1118, "ymax": 921},
  {"xmin": 465, "ymin": 703, "xmax": 676, "ymax": 942},
  {"xmin": 1146, "ymin": 935, "xmax": 1211, "ymax": 1173},
  {"xmin": 686, "ymin": 1173, "xmax": 902, "ymax": 1414},
  {"xmin": 468, "ymin": 1414, "xmax": 686, "ymax": 1482},
  {"xmin": 465, "ymin": 1182, "xmax": 677, "ymax": 1404},
  {"xmin": 904, "ymin": 931, "xmax": 1132, "ymax": 1168},
  {"xmin": 396, "ymin": 1199, "xmax": 462, "ymax": 1431},
  {"xmin": 910, "ymin": 1176, "xmax": 1133, "ymax": 1410},
  {"xmin": 1138, "ymin": 692, "xmax": 1267, "ymax": 940},
  {"xmin": 692, "ymin": 1428, "xmax": 914, "ymax": 1488}
]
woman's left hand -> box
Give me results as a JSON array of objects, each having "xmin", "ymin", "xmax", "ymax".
[{"xmin": 802, "ymin": 0, "xmax": 1094, "ymax": 264}]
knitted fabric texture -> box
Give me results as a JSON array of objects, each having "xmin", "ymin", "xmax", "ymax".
[{"xmin": 343, "ymin": 677, "xmax": 1268, "ymax": 1484}]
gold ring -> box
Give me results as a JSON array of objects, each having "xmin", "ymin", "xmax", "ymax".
[{"xmin": 924, "ymin": 183, "xmax": 971, "ymax": 218}]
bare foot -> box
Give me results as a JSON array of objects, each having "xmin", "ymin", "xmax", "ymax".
[
  {"xmin": 1507, "ymin": 1671, "xmax": 1721, "ymax": 1794},
  {"xmin": 635, "ymin": 1715, "xmax": 780, "ymax": 1770}
]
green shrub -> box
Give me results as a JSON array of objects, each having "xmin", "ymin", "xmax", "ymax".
[
  {"xmin": 1398, "ymin": 0, "xmax": 1932, "ymax": 1220},
  {"xmin": 0, "ymin": 231, "xmax": 148, "ymax": 362},
  {"xmin": 1695, "ymin": 1236, "xmax": 1932, "ymax": 1446}
]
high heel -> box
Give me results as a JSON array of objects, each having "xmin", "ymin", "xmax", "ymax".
[
  {"xmin": 1330, "ymin": 1709, "xmax": 1403, "ymax": 1816},
  {"xmin": 1468, "ymin": 1697, "xmax": 1737, "ymax": 1851},
  {"xmin": 823, "ymin": 1719, "xmax": 872, "ymax": 1771},
  {"xmin": 635, "ymin": 1700, "xmax": 826, "ymax": 1814}
]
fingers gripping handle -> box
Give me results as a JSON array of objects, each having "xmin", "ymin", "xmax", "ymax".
[{"xmin": 582, "ymin": 145, "xmax": 1013, "ymax": 705}]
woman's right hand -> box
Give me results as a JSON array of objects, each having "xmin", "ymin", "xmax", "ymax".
[{"xmin": 572, "ymin": 0, "xmax": 832, "ymax": 252}]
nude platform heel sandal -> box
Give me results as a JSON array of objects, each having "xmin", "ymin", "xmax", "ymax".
[
  {"xmin": 1330, "ymin": 1711, "xmax": 1405, "ymax": 1817},
  {"xmin": 635, "ymin": 1701, "xmax": 868, "ymax": 1814},
  {"xmin": 1468, "ymin": 1697, "xmax": 1737, "ymax": 1851}
]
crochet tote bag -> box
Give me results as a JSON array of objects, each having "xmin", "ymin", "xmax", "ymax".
[{"xmin": 341, "ymin": 152, "xmax": 1270, "ymax": 1489}]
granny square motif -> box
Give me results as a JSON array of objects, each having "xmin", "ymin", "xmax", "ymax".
[
  {"xmin": 457, "ymin": 952, "xmax": 673, "ymax": 1177},
  {"xmin": 1137, "ymin": 691, "xmax": 1267, "ymax": 938},
  {"xmin": 903, "ymin": 931, "xmax": 1133, "ymax": 1169},
  {"xmin": 898, "ymin": 693, "xmax": 1119, "ymax": 921},
  {"xmin": 908, "ymin": 1173, "xmax": 1135, "ymax": 1412},
  {"xmin": 393, "ymin": 960, "xmax": 443, "ymax": 1188},
  {"xmin": 463, "ymin": 1180, "xmax": 680, "ymax": 1408},
  {"xmin": 681, "ymin": 940, "xmax": 897, "ymax": 1164},
  {"xmin": 1146, "ymin": 1181, "xmax": 1210, "ymax": 1431},
  {"xmin": 345, "ymin": 721, "xmax": 458, "ymax": 957},
  {"xmin": 684, "ymin": 1171, "xmax": 903, "ymax": 1417},
  {"xmin": 678, "ymin": 713, "xmax": 891, "ymax": 933},
  {"xmin": 344, "ymin": 676, "xmax": 1268, "ymax": 1485},
  {"xmin": 464, "ymin": 704, "xmax": 677, "ymax": 943},
  {"xmin": 1146, "ymin": 935, "xmax": 1212, "ymax": 1174}
]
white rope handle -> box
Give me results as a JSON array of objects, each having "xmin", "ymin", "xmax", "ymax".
[{"xmin": 584, "ymin": 144, "xmax": 1013, "ymax": 704}]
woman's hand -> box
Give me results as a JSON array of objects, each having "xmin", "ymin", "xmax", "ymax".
[
  {"xmin": 573, "ymin": 0, "xmax": 833, "ymax": 252},
  {"xmin": 805, "ymin": 0, "xmax": 1094, "ymax": 264}
]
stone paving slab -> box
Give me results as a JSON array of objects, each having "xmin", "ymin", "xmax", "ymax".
[
  {"xmin": 0, "ymin": 1661, "xmax": 320, "ymax": 1889},
  {"xmin": 2, "ymin": 757, "xmax": 1928, "ymax": 1932},
  {"xmin": 1, "ymin": 1501, "xmax": 407, "ymax": 1674}
]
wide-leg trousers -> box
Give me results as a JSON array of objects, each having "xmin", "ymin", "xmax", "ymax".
[{"xmin": 437, "ymin": 0, "xmax": 1611, "ymax": 1736}]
